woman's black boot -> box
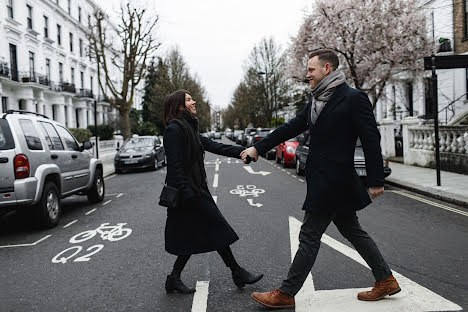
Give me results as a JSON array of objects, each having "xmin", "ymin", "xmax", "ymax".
[
  {"xmin": 232, "ymin": 268, "xmax": 264, "ymax": 289},
  {"xmin": 165, "ymin": 275, "xmax": 196, "ymax": 294}
]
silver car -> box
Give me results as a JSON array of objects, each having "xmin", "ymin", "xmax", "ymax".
[{"xmin": 0, "ymin": 110, "xmax": 104, "ymax": 228}]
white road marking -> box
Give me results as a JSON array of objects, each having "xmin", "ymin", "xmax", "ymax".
[
  {"xmin": 116, "ymin": 193, "xmax": 124, "ymax": 198},
  {"xmin": 292, "ymin": 175, "xmax": 297, "ymax": 179},
  {"xmin": 247, "ymin": 198, "xmax": 263, "ymax": 207},
  {"xmin": 286, "ymin": 172, "xmax": 291, "ymax": 175},
  {"xmin": 0, "ymin": 234, "xmax": 52, "ymax": 249},
  {"xmin": 390, "ymin": 190, "xmax": 468, "ymax": 217},
  {"xmin": 243, "ymin": 166, "xmax": 271, "ymax": 176},
  {"xmin": 289, "ymin": 216, "xmax": 462, "ymax": 311},
  {"xmin": 102, "ymin": 200, "xmax": 112, "ymax": 206},
  {"xmin": 212, "ymin": 196, "xmax": 217, "ymax": 204},
  {"xmin": 63, "ymin": 220, "xmax": 78, "ymax": 228},
  {"xmin": 85, "ymin": 208, "xmax": 97, "ymax": 215},
  {"xmin": 299, "ymin": 179, "xmax": 305, "ymax": 182},
  {"xmin": 191, "ymin": 281, "xmax": 209, "ymax": 312},
  {"xmin": 215, "ymin": 163, "xmax": 219, "ymax": 171},
  {"xmin": 213, "ymin": 174, "xmax": 219, "ymax": 188},
  {"xmin": 281, "ymin": 169, "xmax": 286, "ymax": 172}
]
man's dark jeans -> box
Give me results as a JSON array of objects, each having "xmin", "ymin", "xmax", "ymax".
[{"xmin": 280, "ymin": 211, "xmax": 392, "ymax": 296}]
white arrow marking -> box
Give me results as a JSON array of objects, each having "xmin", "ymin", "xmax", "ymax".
[
  {"xmin": 247, "ymin": 198, "xmax": 263, "ymax": 207},
  {"xmin": 244, "ymin": 166, "xmax": 271, "ymax": 176},
  {"xmin": 289, "ymin": 216, "xmax": 462, "ymax": 311}
]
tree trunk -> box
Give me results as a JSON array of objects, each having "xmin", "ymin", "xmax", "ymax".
[{"xmin": 119, "ymin": 108, "xmax": 132, "ymax": 139}]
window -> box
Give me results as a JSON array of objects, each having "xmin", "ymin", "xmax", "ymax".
[
  {"xmin": 71, "ymin": 67, "xmax": 75, "ymax": 85},
  {"xmin": 69, "ymin": 32, "xmax": 73, "ymax": 52},
  {"xmin": 57, "ymin": 24, "xmax": 62, "ymax": 45},
  {"xmin": 45, "ymin": 58, "xmax": 50, "ymax": 82},
  {"xmin": 406, "ymin": 81, "xmax": 414, "ymax": 116},
  {"xmin": 88, "ymin": 14, "xmax": 91, "ymax": 27},
  {"xmin": 79, "ymin": 38, "xmax": 83, "ymax": 57},
  {"xmin": 67, "ymin": 0, "xmax": 71, "ymax": 14},
  {"xmin": 7, "ymin": 0, "xmax": 13, "ymax": 19},
  {"xmin": 59, "ymin": 62, "xmax": 63, "ymax": 83},
  {"xmin": 29, "ymin": 52, "xmax": 35, "ymax": 76},
  {"xmin": 465, "ymin": 0, "xmax": 468, "ymax": 38},
  {"xmin": 424, "ymin": 78, "xmax": 434, "ymax": 119},
  {"xmin": 56, "ymin": 125, "xmax": 80, "ymax": 151},
  {"xmin": 78, "ymin": 6, "xmax": 82, "ymax": 23},
  {"xmin": 39, "ymin": 122, "xmax": 64, "ymax": 150},
  {"xmin": 26, "ymin": 5, "xmax": 33, "ymax": 29},
  {"xmin": 43, "ymin": 15, "xmax": 49, "ymax": 38},
  {"xmin": 1, "ymin": 97, "xmax": 8, "ymax": 113},
  {"xmin": 19, "ymin": 119, "xmax": 43, "ymax": 150},
  {"xmin": 0, "ymin": 119, "xmax": 15, "ymax": 150},
  {"xmin": 90, "ymin": 76, "xmax": 93, "ymax": 92},
  {"xmin": 80, "ymin": 71, "xmax": 84, "ymax": 89}
]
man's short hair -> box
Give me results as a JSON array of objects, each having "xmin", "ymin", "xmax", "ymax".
[{"xmin": 309, "ymin": 49, "xmax": 339, "ymax": 70}]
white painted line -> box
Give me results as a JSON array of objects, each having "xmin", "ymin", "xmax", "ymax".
[
  {"xmin": 244, "ymin": 166, "xmax": 271, "ymax": 176},
  {"xmin": 0, "ymin": 234, "xmax": 52, "ymax": 249},
  {"xmin": 289, "ymin": 216, "xmax": 462, "ymax": 311},
  {"xmin": 212, "ymin": 196, "xmax": 217, "ymax": 204},
  {"xmin": 63, "ymin": 220, "xmax": 78, "ymax": 228},
  {"xmin": 281, "ymin": 169, "xmax": 286, "ymax": 172},
  {"xmin": 390, "ymin": 190, "xmax": 468, "ymax": 217},
  {"xmin": 102, "ymin": 200, "xmax": 112, "ymax": 206},
  {"xmin": 213, "ymin": 174, "xmax": 219, "ymax": 188},
  {"xmin": 215, "ymin": 163, "xmax": 219, "ymax": 171},
  {"xmin": 286, "ymin": 172, "xmax": 291, "ymax": 175},
  {"xmin": 85, "ymin": 208, "xmax": 97, "ymax": 215},
  {"xmin": 116, "ymin": 193, "xmax": 124, "ymax": 198},
  {"xmin": 105, "ymin": 174, "xmax": 115, "ymax": 180},
  {"xmin": 292, "ymin": 175, "xmax": 297, "ymax": 179},
  {"xmin": 299, "ymin": 179, "xmax": 305, "ymax": 182},
  {"xmin": 191, "ymin": 281, "xmax": 209, "ymax": 312}
]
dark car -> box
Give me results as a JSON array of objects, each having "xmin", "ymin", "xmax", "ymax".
[
  {"xmin": 241, "ymin": 128, "xmax": 256, "ymax": 146},
  {"xmin": 234, "ymin": 130, "xmax": 243, "ymax": 144},
  {"xmin": 114, "ymin": 136, "xmax": 166, "ymax": 173},
  {"xmin": 250, "ymin": 128, "xmax": 271, "ymax": 148},
  {"xmin": 295, "ymin": 135, "xmax": 391, "ymax": 184}
]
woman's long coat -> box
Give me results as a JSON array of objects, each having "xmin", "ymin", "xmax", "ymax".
[{"xmin": 163, "ymin": 121, "xmax": 245, "ymax": 255}]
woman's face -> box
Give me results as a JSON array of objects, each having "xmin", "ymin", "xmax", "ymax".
[{"xmin": 184, "ymin": 93, "xmax": 197, "ymax": 115}]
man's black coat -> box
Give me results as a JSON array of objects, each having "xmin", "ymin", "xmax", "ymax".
[{"xmin": 254, "ymin": 83, "xmax": 384, "ymax": 213}]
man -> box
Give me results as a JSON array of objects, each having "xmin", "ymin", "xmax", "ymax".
[{"xmin": 241, "ymin": 49, "xmax": 400, "ymax": 309}]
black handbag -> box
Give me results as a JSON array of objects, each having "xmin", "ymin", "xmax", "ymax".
[{"xmin": 159, "ymin": 184, "xmax": 180, "ymax": 209}]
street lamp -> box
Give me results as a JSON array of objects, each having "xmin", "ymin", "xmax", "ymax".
[{"xmin": 257, "ymin": 71, "xmax": 278, "ymax": 128}]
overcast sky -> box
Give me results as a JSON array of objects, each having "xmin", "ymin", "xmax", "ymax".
[{"xmin": 100, "ymin": 0, "xmax": 312, "ymax": 110}]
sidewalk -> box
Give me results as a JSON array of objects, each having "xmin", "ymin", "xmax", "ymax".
[{"xmin": 386, "ymin": 161, "xmax": 468, "ymax": 208}]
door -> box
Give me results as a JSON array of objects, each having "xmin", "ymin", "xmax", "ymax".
[
  {"xmin": 9, "ymin": 44, "xmax": 18, "ymax": 81},
  {"xmin": 56, "ymin": 125, "xmax": 90, "ymax": 191}
]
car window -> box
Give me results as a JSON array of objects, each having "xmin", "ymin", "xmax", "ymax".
[
  {"xmin": 122, "ymin": 138, "xmax": 153, "ymax": 148},
  {"xmin": 19, "ymin": 119, "xmax": 43, "ymax": 150},
  {"xmin": 0, "ymin": 119, "xmax": 15, "ymax": 150},
  {"xmin": 56, "ymin": 126, "xmax": 80, "ymax": 151},
  {"xmin": 39, "ymin": 122, "xmax": 64, "ymax": 150},
  {"xmin": 154, "ymin": 138, "xmax": 160, "ymax": 146}
]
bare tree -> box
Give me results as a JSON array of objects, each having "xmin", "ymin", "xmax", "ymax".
[
  {"xmin": 289, "ymin": 0, "xmax": 434, "ymax": 107},
  {"xmin": 89, "ymin": 3, "xmax": 160, "ymax": 138}
]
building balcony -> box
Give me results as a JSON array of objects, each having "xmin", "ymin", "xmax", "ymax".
[
  {"xmin": 62, "ymin": 82, "xmax": 76, "ymax": 93},
  {"xmin": 77, "ymin": 88, "xmax": 94, "ymax": 98},
  {"xmin": 49, "ymin": 81, "xmax": 63, "ymax": 92},
  {"xmin": 0, "ymin": 62, "xmax": 9, "ymax": 78}
]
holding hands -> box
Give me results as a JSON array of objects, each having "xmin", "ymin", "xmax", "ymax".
[{"xmin": 240, "ymin": 147, "xmax": 259, "ymax": 164}]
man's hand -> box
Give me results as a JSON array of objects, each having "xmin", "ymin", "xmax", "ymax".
[
  {"xmin": 240, "ymin": 147, "xmax": 259, "ymax": 164},
  {"xmin": 368, "ymin": 186, "xmax": 384, "ymax": 199}
]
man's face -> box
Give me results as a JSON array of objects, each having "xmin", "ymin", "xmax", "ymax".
[{"xmin": 306, "ymin": 56, "xmax": 332, "ymax": 89}]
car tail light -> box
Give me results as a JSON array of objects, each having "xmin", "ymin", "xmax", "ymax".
[
  {"xmin": 255, "ymin": 137, "xmax": 261, "ymax": 141},
  {"xmin": 14, "ymin": 154, "xmax": 30, "ymax": 179}
]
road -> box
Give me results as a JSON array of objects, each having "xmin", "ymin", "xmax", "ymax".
[{"xmin": 1, "ymin": 137, "xmax": 467, "ymax": 312}]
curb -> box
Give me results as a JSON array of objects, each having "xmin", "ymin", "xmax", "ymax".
[{"xmin": 385, "ymin": 179, "xmax": 468, "ymax": 209}]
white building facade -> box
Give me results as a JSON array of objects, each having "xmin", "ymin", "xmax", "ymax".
[
  {"xmin": 375, "ymin": 0, "xmax": 468, "ymax": 125},
  {"xmin": 0, "ymin": 0, "xmax": 143, "ymax": 129}
]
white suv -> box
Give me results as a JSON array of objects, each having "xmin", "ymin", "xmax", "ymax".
[{"xmin": 0, "ymin": 110, "xmax": 105, "ymax": 228}]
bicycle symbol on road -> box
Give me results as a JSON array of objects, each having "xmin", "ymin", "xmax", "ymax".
[
  {"xmin": 229, "ymin": 185, "xmax": 265, "ymax": 198},
  {"xmin": 52, "ymin": 223, "xmax": 132, "ymax": 264}
]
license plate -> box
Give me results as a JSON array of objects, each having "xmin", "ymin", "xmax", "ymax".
[
  {"xmin": 356, "ymin": 168, "xmax": 367, "ymax": 176},
  {"xmin": 124, "ymin": 159, "xmax": 138, "ymax": 164}
]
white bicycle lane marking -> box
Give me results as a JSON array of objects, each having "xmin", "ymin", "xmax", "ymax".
[{"xmin": 289, "ymin": 216, "xmax": 462, "ymax": 312}]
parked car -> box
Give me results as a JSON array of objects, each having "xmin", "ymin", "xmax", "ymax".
[
  {"xmin": 0, "ymin": 110, "xmax": 103, "ymax": 228},
  {"xmin": 114, "ymin": 136, "xmax": 165, "ymax": 173},
  {"xmin": 295, "ymin": 135, "xmax": 392, "ymax": 184},
  {"xmin": 249, "ymin": 128, "xmax": 271, "ymax": 149},
  {"xmin": 214, "ymin": 132, "xmax": 221, "ymax": 140},
  {"xmin": 236, "ymin": 133, "xmax": 243, "ymax": 145},
  {"xmin": 233, "ymin": 130, "xmax": 243, "ymax": 143},
  {"xmin": 225, "ymin": 130, "xmax": 233, "ymax": 140},
  {"xmin": 276, "ymin": 136, "xmax": 300, "ymax": 167},
  {"xmin": 241, "ymin": 128, "xmax": 256, "ymax": 146}
]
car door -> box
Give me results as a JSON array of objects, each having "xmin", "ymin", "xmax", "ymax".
[
  {"xmin": 55, "ymin": 125, "xmax": 90, "ymax": 191},
  {"xmin": 38, "ymin": 121, "xmax": 72, "ymax": 193}
]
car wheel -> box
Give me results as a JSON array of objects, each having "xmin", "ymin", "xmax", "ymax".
[
  {"xmin": 282, "ymin": 153, "xmax": 287, "ymax": 168},
  {"xmin": 162, "ymin": 155, "xmax": 167, "ymax": 166},
  {"xmin": 151, "ymin": 157, "xmax": 158, "ymax": 171},
  {"xmin": 87, "ymin": 168, "xmax": 105, "ymax": 203},
  {"xmin": 296, "ymin": 158, "xmax": 304, "ymax": 176},
  {"xmin": 36, "ymin": 181, "xmax": 61, "ymax": 228}
]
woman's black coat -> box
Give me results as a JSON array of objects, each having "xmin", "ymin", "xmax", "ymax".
[{"xmin": 163, "ymin": 120, "xmax": 244, "ymax": 255}]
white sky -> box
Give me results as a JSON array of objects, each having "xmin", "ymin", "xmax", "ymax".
[{"xmin": 100, "ymin": 0, "xmax": 312, "ymax": 109}]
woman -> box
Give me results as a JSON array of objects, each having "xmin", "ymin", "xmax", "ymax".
[{"xmin": 162, "ymin": 90, "xmax": 263, "ymax": 294}]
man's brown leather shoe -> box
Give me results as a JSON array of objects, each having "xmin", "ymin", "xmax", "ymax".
[
  {"xmin": 251, "ymin": 288, "xmax": 295, "ymax": 308},
  {"xmin": 357, "ymin": 275, "xmax": 401, "ymax": 301}
]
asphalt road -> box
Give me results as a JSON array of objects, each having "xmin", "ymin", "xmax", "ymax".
[{"xmin": 1, "ymin": 137, "xmax": 467, "ymax": 312}]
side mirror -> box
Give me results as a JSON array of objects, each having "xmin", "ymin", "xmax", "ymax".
[{"xmin": 82, "ymin": 141, "xmax": 93, "ymax": 150}]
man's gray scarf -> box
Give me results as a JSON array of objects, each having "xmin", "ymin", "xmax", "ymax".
[{"xmin": 310, "ymin": 69, "xmax": 346, "ymax": 124}]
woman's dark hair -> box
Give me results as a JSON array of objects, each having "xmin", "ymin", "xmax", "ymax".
[{"xmin": 164, "ymin": 90, "xmax": 190, "ymax": 127}]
